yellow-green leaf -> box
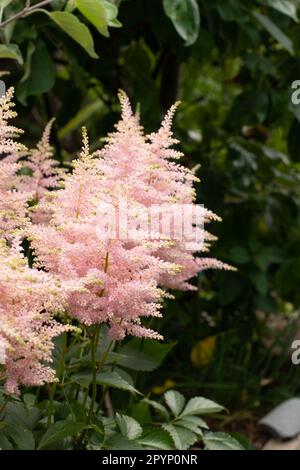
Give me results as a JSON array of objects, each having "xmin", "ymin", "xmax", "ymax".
[
  {"xmin": 101, "ymin": 0, "xmax": 122, "ymax": 28},
  {"xmin": 0, "ymin": 44, "xmax": 23, "ymax": 64},
  {"xmin": 45, "ymin": 11, "xmax": 98, "ymax": 58},
  {"xmin": 76, "ymin": 0, "xmax": 109, "ymax": 37}
]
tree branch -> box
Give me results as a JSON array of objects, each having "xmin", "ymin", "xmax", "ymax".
[{"xmin": 0, "ymin": 0, "xmax": 55, "ymax": 28}]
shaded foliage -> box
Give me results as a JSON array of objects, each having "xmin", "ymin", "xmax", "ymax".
[{"xmin": 1, "ymin": 0, "xmax": 300, "ymax": 415}]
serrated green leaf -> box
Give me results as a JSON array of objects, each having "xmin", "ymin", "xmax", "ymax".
[
  {"xmin": 0, "ymin": 421, "xmax": 35, "ymax": 450},
  {"xmin": 162, "ymin": 423, "xmax": 198, "ymax": 450},
  {"xmin": 105, "ymin": 433, "xmax": 143, "ymax": 450},
  {"xmin": 203, "ymin": 431, "xmax": 244, "ymax": 450},
  {"xmin": 164, "ymin": 390, "xmax": 186, "ymax": 417},
  {"xmin": 142, "ymin": 398, "xmax": 170, "ymax": 421},
  {"xmin": 114, "ymin": 367, "xmax": 135, "ymax": 387},
  {"xmin": 4, "ymin": 401, "xmax": 40, "ymax": 431},
  {"xmin": 111, "ymin": 339, "xmax": 174, "ymax": 371},
  {"xmin": 128, "ymin": 401, "xmax": 151, "ymax": 426},
  {"xmin": 163, "ymin": 0, "xmax": 200, "ymax": 46},
  {"xmin": 181, "ymin": 396, "xmax": 225, "ymax": 417},
  {"xmin": 45, "ymin": 11, "xmax": 98, "ymax": 58},
  {"xmin": 162, "ymin": 423, "xmax": 181, "ymax": 449},
  {"xmin": 138, "ymin": 429, "xmax": 174, "ymax": 450},
  {"xmin": 96, "ymin": 371, "xmax": 140, "ymax": 394},
  {"xmin": 115, "ymin": 413, "xmax": 143, "ymax": 440},
  {"xmin": 10, "ymin": 426, "xmax": 35, "ymax": 450},
  {"xmin": 72, "ymin": 370, "xmax": 140, "ymax": 394},
  {"xmin": 37, "ymin": 421, "xmax": 86, "ymax": 450},
  {"xmin": 175, "ymin": 415, "xmax": 208, "ymax": 435},
  {"xmin": 184, "ymin": 415, "xmax": 208, "ymax": 429}
]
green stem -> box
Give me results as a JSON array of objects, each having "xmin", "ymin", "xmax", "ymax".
[
  {"xmin": 96, "ymin": 340, "xmax": 114, "ymax": 413},
  {"xmin": 86, "ymin": 326, "xmax": 100, "ymax": 424},
  {"xmin": 47, "ymin": 382, "xmax": 57, "ymax": 428},
  {"xmin": 77, "ymin": 326, "xmax": 100, "ymax": 449},
  {"xmin": 35, "ymin": 386, "xmax": 40, "ymax": 405},
  {"xmin": 0, "ymin": 395, "xmax": 9, "ymax": 416},
  {"xmin": 82, "ymin": 385, "xmax": 89, "ymax": 408},
  {"xmin": 77, "ymin": 252, "xmax": 110, "ymax": 447},
  {"xmin": 98, "ymin": 340, "xmax": 114, "ymax": 370},
  {"xmin": 86, "ymin": 251, "xmax": 110, "ymax": 416}
]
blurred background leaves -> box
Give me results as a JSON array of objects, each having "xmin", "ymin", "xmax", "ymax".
[{"xmin": 1, "ymin": 0, "xmax": 300, "ymax": 429}]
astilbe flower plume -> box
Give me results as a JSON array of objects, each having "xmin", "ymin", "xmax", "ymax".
[
  {"xmin": 18, "ymin": 118, "xmax": 66, "ymax": 223},
  {"xmin": 29, "ymin": 130, "xmax": 172, "ymax": 340},
  {"xmin": 95, "ymin": 92, "xmax": 233, "ymax": 291},
  {"xmin": 29, "ymin": 94, "xmax": 232, "ymax": 340},
  {"xmin": 0, "ymin": 87, "xmax": 25, "ymax": 156},
  {"xmin": 0, "ymin": 89, "xmax": 65, "ymax": 231},
  {"xmin": 0, "ymin": 89, "xmax": 233, "ymax": 395},
  {"xmin": 0, "ymin": 239, "xmax": 75, "ymax": 395},
  {"xmin": 0, "ymin": 89, "xmax": 80, "ymax": 394},
  {"xmin": 0, "ymin": 88, "xmax": 30, "ymax": 237}
]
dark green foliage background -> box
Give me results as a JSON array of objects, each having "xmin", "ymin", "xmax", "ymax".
[{"xmin": 2, "ymin": 0, "xmax": 300, "ymax": 415}]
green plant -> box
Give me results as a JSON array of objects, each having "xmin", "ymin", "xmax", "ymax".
[
  {"xmin": 1, "ymin": 0, "xmax": 300, "ymax": 444},
  {"xmin": 0, "ymin": 327, "xmax": 243, "ymax": 450}
]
